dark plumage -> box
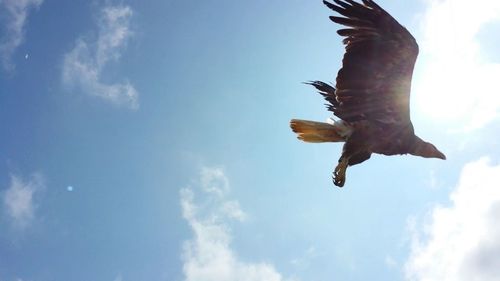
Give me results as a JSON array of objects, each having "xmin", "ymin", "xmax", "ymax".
[{"xmin": 290, "ymin": 0, "xmax": 445, "ymax": 187}]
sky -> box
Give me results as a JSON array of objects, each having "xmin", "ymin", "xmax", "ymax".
[{"xmin": 1, "ymin": 0, "xmax": 500, "ymax": 280}]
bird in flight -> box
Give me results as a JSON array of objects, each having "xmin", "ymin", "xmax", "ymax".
[{"xmin": 290, "ymin": 0, "xmax": 446, "ymax": 187}]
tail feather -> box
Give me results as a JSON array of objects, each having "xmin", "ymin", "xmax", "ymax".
[{"xmin": 290, "ymin": 119, "xmax": 346, "ymax": 143}]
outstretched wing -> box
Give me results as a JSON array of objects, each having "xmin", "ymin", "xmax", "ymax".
[{"xmin": 323, "ymin": 0, "xmax": 419, "ymax": 126}]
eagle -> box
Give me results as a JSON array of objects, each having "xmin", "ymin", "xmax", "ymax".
[{"xmin": 290, "ymin": 0, "xmax": 446, "ymax": 187}]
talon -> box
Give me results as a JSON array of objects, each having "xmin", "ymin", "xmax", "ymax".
[{"xmin": 333, "ymin": 158, "xmax": 349, "ymax": 187}]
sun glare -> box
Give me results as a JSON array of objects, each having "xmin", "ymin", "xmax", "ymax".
[
  {"xmin": 414, "ymin": 58, "xmax": 500, "ymax": 131},
  {"xmin": 413, "ymin": 60, "xmax": 470, "ymax": 121},
  {"xmin": 412, "ymin": 0, "xmax": 500, "ymax": 131}
]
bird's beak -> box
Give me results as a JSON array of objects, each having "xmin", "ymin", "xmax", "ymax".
[{"xmin": 435, "ymin": 150, "xmax": 446, "ymax": 160}]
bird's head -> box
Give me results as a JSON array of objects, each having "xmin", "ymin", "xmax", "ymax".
[{"xmin": 410, "ymin": 137, "xmax": 446, "ymax": 160}]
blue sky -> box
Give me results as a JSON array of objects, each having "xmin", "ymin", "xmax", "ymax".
[{"xmin": 1, "ymin": 0, "xmax": 500, "ymax": 280}]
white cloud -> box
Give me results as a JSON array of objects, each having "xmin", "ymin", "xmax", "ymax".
[
  {"xmin": 62, "ymin": 5, "xmax": 138, "ymax": 109},
  {"xmin": 2, "ymin": 173, "xmax": 44, "ymax": 228},
  {"xmin": 180, "ymin": 167, "xmax": 295, "ymax": 281},
  {"xmin": 0, "ymin": 0, "xmax": 43, "ymax": 72},
  {"xmin": 405, "ymin": 157, "xmax": 500, "ymax": 281},
  {"xmin": 200, "ymin": 167, "xmax": 229, "ymax": 197},
  {"xmin": 413, "ymin": 0, "xmax": 500, "ymax": 131}
]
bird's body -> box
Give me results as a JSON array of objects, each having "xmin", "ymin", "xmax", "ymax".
[{"xmin": 290, "ymin": 0, "xmax": 445, "ymax": 187}]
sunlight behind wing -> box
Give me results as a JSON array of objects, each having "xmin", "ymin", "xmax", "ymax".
[
  {"xmin": 413, "ymin": 58, "xmax": 470, "ymax": 122},
  {"xmin": 413, "ymin": 0, "xmax": 500, "ymax": 131}
]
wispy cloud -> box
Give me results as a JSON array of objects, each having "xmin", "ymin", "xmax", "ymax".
[
  {"xmin": 180, "ymin": 167, "xmax": 295, "ymax": 281},
  {"xmin": 62, "ymin": 5, "xmax": 138, "ymax": 109},
  {"xmin": 290, "ymin": 246, "xmax": 319, "ymax": 270},
  {"xmin": 2, "ymin": 173, "xmax": 44, "ymax": 228},
  {"xmin": 405, "ymin": 158, "xmax": 500, "ymax": 281},
  {"xmin": 413, "ymin": 0, "xmax": 500, "ymax": 131},
  {"xmin": 0, "ymin": 0, "xmax": 43, "ymax": 72},
  {"xmin": 384, "ymin": 255, "xmax": 398, "ymax": 269}
]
